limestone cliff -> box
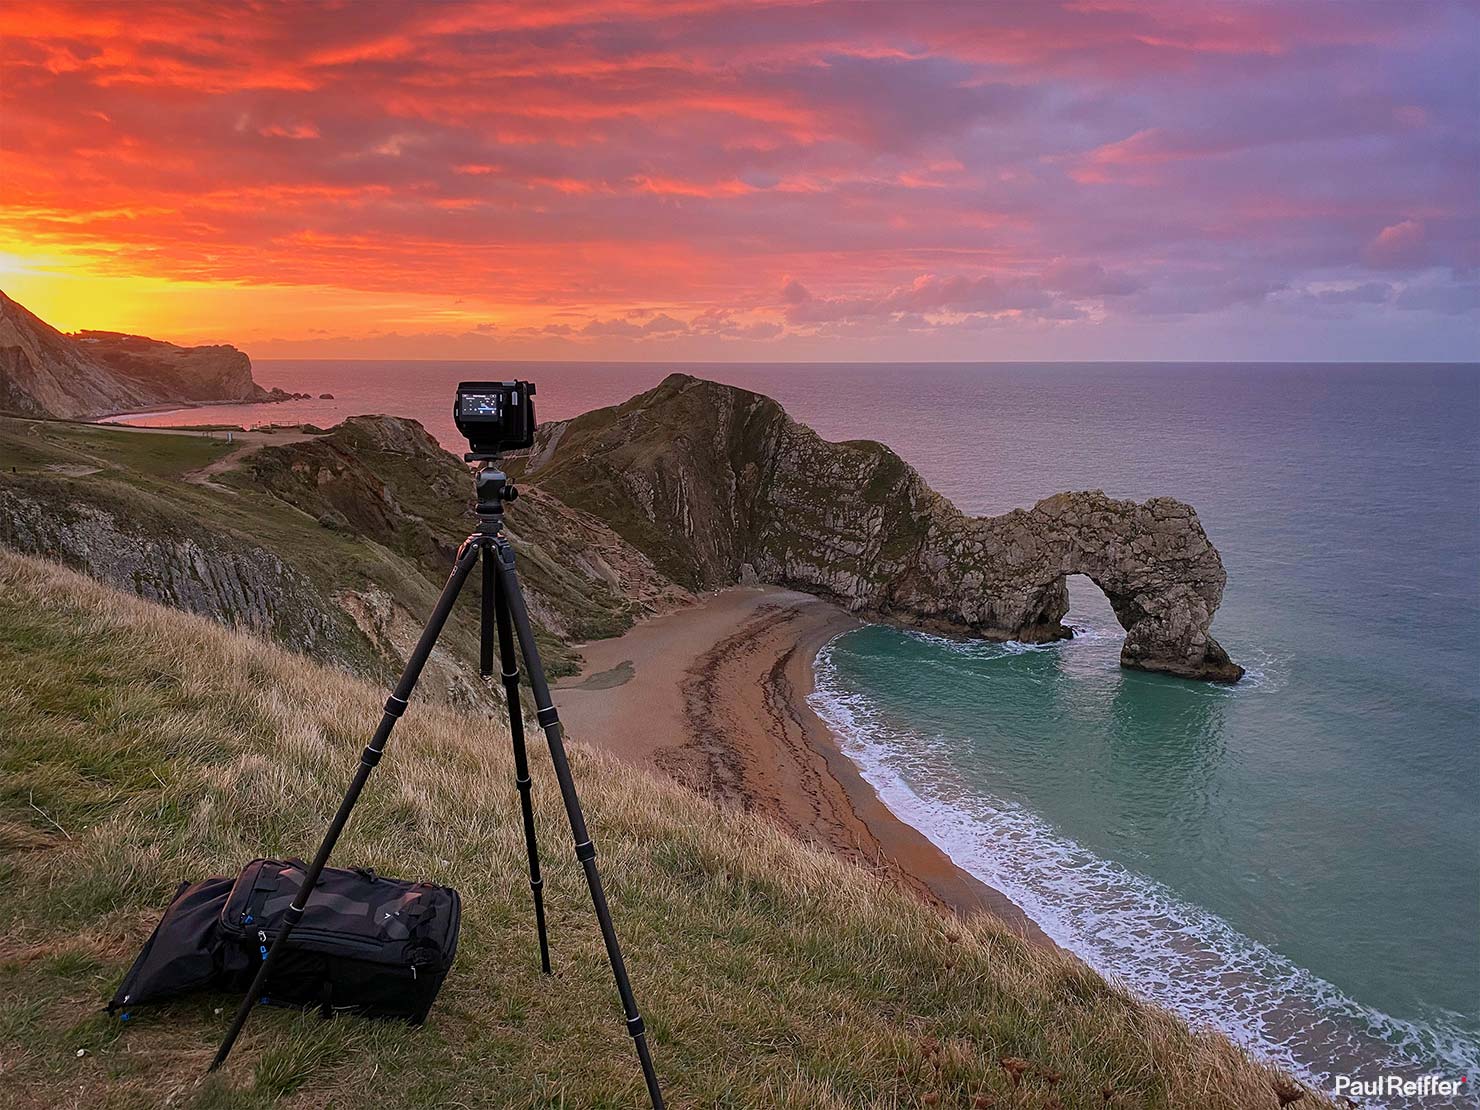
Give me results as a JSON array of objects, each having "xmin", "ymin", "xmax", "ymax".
[
  {"xmin": 74, "ymin": 329, "xmax": 262, "ymax": 405},
  {"xmin": 0, "ymin": 290, "xmax": 270, "ymax": 419},
  {"xmin": 520, "ymin": 374, "xmax": 1242, "ymax": 682},
  {"xmin": 0, "ymin": 479, "xmax": 374, "ymax": 674}
]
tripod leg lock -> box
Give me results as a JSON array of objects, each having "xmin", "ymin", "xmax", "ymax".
[
  {"xmin": 574, "ymin": 839, "xmax": 596, "ymax": 863},
  {"xmin": 626, "ymin": 1015, "xmax": 646, "ymax": 1037},
  {"xmin": 383, "ymin": 694, "xmax": 408, "ymax": 718},
  {"xmin": 360, "ymin": 745, "xmax": 384, "ymax": 768},
  {"xmin": 515, "ymin": 774, "xmax": 532, "ymax": 790},
  {"xmin": 536, "ymin": 705, "xmax": 559, "ymax": 727},
  {"xmin": 501, "ymin": 667, "xmax": 520, "ymax": 683}
]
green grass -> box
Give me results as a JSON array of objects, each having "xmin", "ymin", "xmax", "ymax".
[
  {"xmin": 0, "ymin": 416, "xmax": 504, "ymax": 690},
  {"xmin": 0, "ymin": 417, "xmax": 636, "ymax": 689},
  {"xmin": 0, "ymin": 418, "xmax": 232, "ymax": 478},
  {"xmin": 0, "ymin": 550, "xmax": 1324, "ymax": 1109}
]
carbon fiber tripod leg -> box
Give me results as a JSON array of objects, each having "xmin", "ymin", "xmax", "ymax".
[
  {"xmin": 483, "ymin": 545, "xmax": 551, "ymax": 973},
  {"xmin": 208, "ymin": 539, "xmax": 481, "ymax": 1073},
  {"xmin": 490, "ymin": 536, "xmax": 664, "ymax": 1110}
]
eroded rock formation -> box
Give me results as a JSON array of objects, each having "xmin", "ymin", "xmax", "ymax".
[
  {"xmin": 0, "ymin": 484, "xmax": 362, "ymax": 667},
  {"xmin": 896, "ymin": 491, "xmax": 1242, "ymax": 682},
  {"xmin": 521, "ymin": 374, "xmax": 1242, "ymax": 681}
]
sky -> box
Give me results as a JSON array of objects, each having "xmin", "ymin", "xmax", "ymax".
[{"xmin": 1, "ymin": 0, "xmax": 1476, "ymax": 362}]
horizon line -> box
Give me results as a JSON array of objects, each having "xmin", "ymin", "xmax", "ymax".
[{"xmin": 248, "ymin": 357, "xmax": 1480, "ymax": 366}]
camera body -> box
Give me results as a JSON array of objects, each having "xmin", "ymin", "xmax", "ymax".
[{"xmin": 454, "ymin": 380, "xmax": 537, "ymax": 455}]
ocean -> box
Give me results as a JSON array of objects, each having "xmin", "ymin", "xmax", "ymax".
[{"xmin": 112, "ymin": 360, "xmax": 1480, "ymax": 1102}]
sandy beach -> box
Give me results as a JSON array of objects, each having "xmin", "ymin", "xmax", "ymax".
[{"xmin": 555, "ymin": 586, "xmax": 1051, "ymax": 945}]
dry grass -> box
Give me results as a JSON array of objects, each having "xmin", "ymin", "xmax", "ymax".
[{"xmin": 0, "ymin": 549, "xmax": 1329, "ymax": 1109}]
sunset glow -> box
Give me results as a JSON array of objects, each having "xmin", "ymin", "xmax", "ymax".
[{"xmin": 2, "ymin": 0, "xmax": 1475, "ymax": 360}]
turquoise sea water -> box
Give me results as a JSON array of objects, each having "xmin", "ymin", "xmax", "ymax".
[{"xmin": 116, "ymin": 361, "xmax": 1480, "ymax": 1102}]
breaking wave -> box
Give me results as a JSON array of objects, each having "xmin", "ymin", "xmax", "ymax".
[{"xmin": 809, "ymin": 637, "xmax": 1478, "ymax": 1108}]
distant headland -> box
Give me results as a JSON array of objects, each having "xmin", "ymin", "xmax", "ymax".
[{"xmin": 0, "ymin": 290, "xmax": 312, "ymax": 420}]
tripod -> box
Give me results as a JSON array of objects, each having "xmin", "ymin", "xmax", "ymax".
[{"xmin": 209, "ymin": 463, "xmax": 664, "ymax": 1109}]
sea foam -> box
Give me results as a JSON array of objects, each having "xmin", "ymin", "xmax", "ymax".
[{"xmin": 808, "ymin": 637, "xmax": 1478, "ymax": 1109}]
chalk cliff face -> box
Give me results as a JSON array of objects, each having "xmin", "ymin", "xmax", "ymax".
[
  {"xmin": 0, "ymin": 291, "xmax": 269, "ymax": 418},
  {"xmin": 521, "ymin": 374, "xmax": 1242, "ymax": 681}
]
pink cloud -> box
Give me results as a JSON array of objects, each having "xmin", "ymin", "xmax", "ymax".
[
  {"xmin": 1363, "ymin": 219, "xmax": 1427, "ymax": 269},
  {"xmin": 0, "ymin": 0, "xmax": 1474, "ymax": 358}
]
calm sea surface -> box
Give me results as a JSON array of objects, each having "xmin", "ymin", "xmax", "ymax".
[{"xmin": 114, "ymin": 361, "xmax": 1480, "ymax": 1101}]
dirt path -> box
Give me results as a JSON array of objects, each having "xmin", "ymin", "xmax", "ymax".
[
  {"xmin": 185, "ymin": 429, "xmax": 315, "ymax": 483},
  {"xmin": 85, "ymin": 421, "xmax": 317, "ymax": 484}
]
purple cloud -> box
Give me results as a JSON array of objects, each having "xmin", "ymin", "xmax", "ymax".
[{"xmin": 2, "ymin": 0, "xmax": 1476, "ymax": 357}]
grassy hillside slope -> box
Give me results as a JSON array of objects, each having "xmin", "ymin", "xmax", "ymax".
[
  {"xmin": 0, "ymin": 551, "xmax": 1321, "ymax": 1109},
  {"xmin": 0, "ymin": 416, "xmax": 687, "ymax": 699}
]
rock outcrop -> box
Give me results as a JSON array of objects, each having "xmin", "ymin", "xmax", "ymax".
[
  {"xmin": 74, "ymin": 329, "xmax": 260, "ymax": 404},
  {"xmin": 0, "ymin": 482, "xmax": 367, "ymax": 670},
  {"xmin": 0, "ymin": 290, "xmax": 270, "ymax": 419},
  {"xmin": 0, "ymin": 408, "xmax": 688, "ymax": 706},
  {"xmin": 521, "ymin": 374, "xmax": 1242, "ymax": 681}
]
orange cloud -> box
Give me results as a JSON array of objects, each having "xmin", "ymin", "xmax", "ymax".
[{"xmin": 1, "ymin": 0, "xmax": 1472, "ymax": 358}]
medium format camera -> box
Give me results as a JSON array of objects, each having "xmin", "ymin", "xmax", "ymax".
[{"xmin": 454, "ymin": 380, "xmax": 537, "ymax": 455}]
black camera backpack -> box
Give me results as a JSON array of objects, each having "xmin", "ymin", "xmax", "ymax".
[{"xmin": 110, "ymin": 858, "xmax": 460, "ymax": 1024}]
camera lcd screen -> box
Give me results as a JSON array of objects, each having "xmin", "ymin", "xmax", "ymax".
[{"xmin": 460, "ymin": 392, "xmax": 503, "ymax": 417}]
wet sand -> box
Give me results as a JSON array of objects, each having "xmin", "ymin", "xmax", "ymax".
[{"xmin": 555, "ymin": 586, "xmax": 1052, "ymax": 945}]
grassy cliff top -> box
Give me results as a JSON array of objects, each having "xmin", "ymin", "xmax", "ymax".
[{"xmin": 0, "ymin": 550, "xmax": 1319, "ymax": 1109}]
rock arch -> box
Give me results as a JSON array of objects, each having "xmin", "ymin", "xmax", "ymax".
[{"xmin": 898, "ymin": 491, "xmax": 1244, "ymax": 682}]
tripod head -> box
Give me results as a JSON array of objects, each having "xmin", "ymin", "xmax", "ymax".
[{"xmin": 474, "ymin": 463, "xmax": 518, "ymax": 528}]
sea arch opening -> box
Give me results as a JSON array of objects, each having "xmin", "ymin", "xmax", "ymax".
[{"xmin": 1063, "ymin": 572, "xmax": 1129, "ymax": 642}]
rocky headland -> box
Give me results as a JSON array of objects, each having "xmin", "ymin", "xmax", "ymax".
[
  {"xmin": 238, "ymin": 413, "xmax": 690, "ymax": 645},
  {"xmin": 0, "ymin": 410, "xmax": 690, "ymax": 707},
  {"xmin": 0, "ymin": 290, "xmax": 285, "ymax": 419},
  {"xmin": 519, "ymin": 373, "xmax": 1242, "ymax": 681}
]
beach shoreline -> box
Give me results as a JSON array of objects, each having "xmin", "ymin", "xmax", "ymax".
[
  {"xmin": 554, "ymin": 585, "xmax": 1053, "ymax": 947},
  {"xmin": 96, "ymin": 396, "xmax": 288, "ymax": 423}
]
